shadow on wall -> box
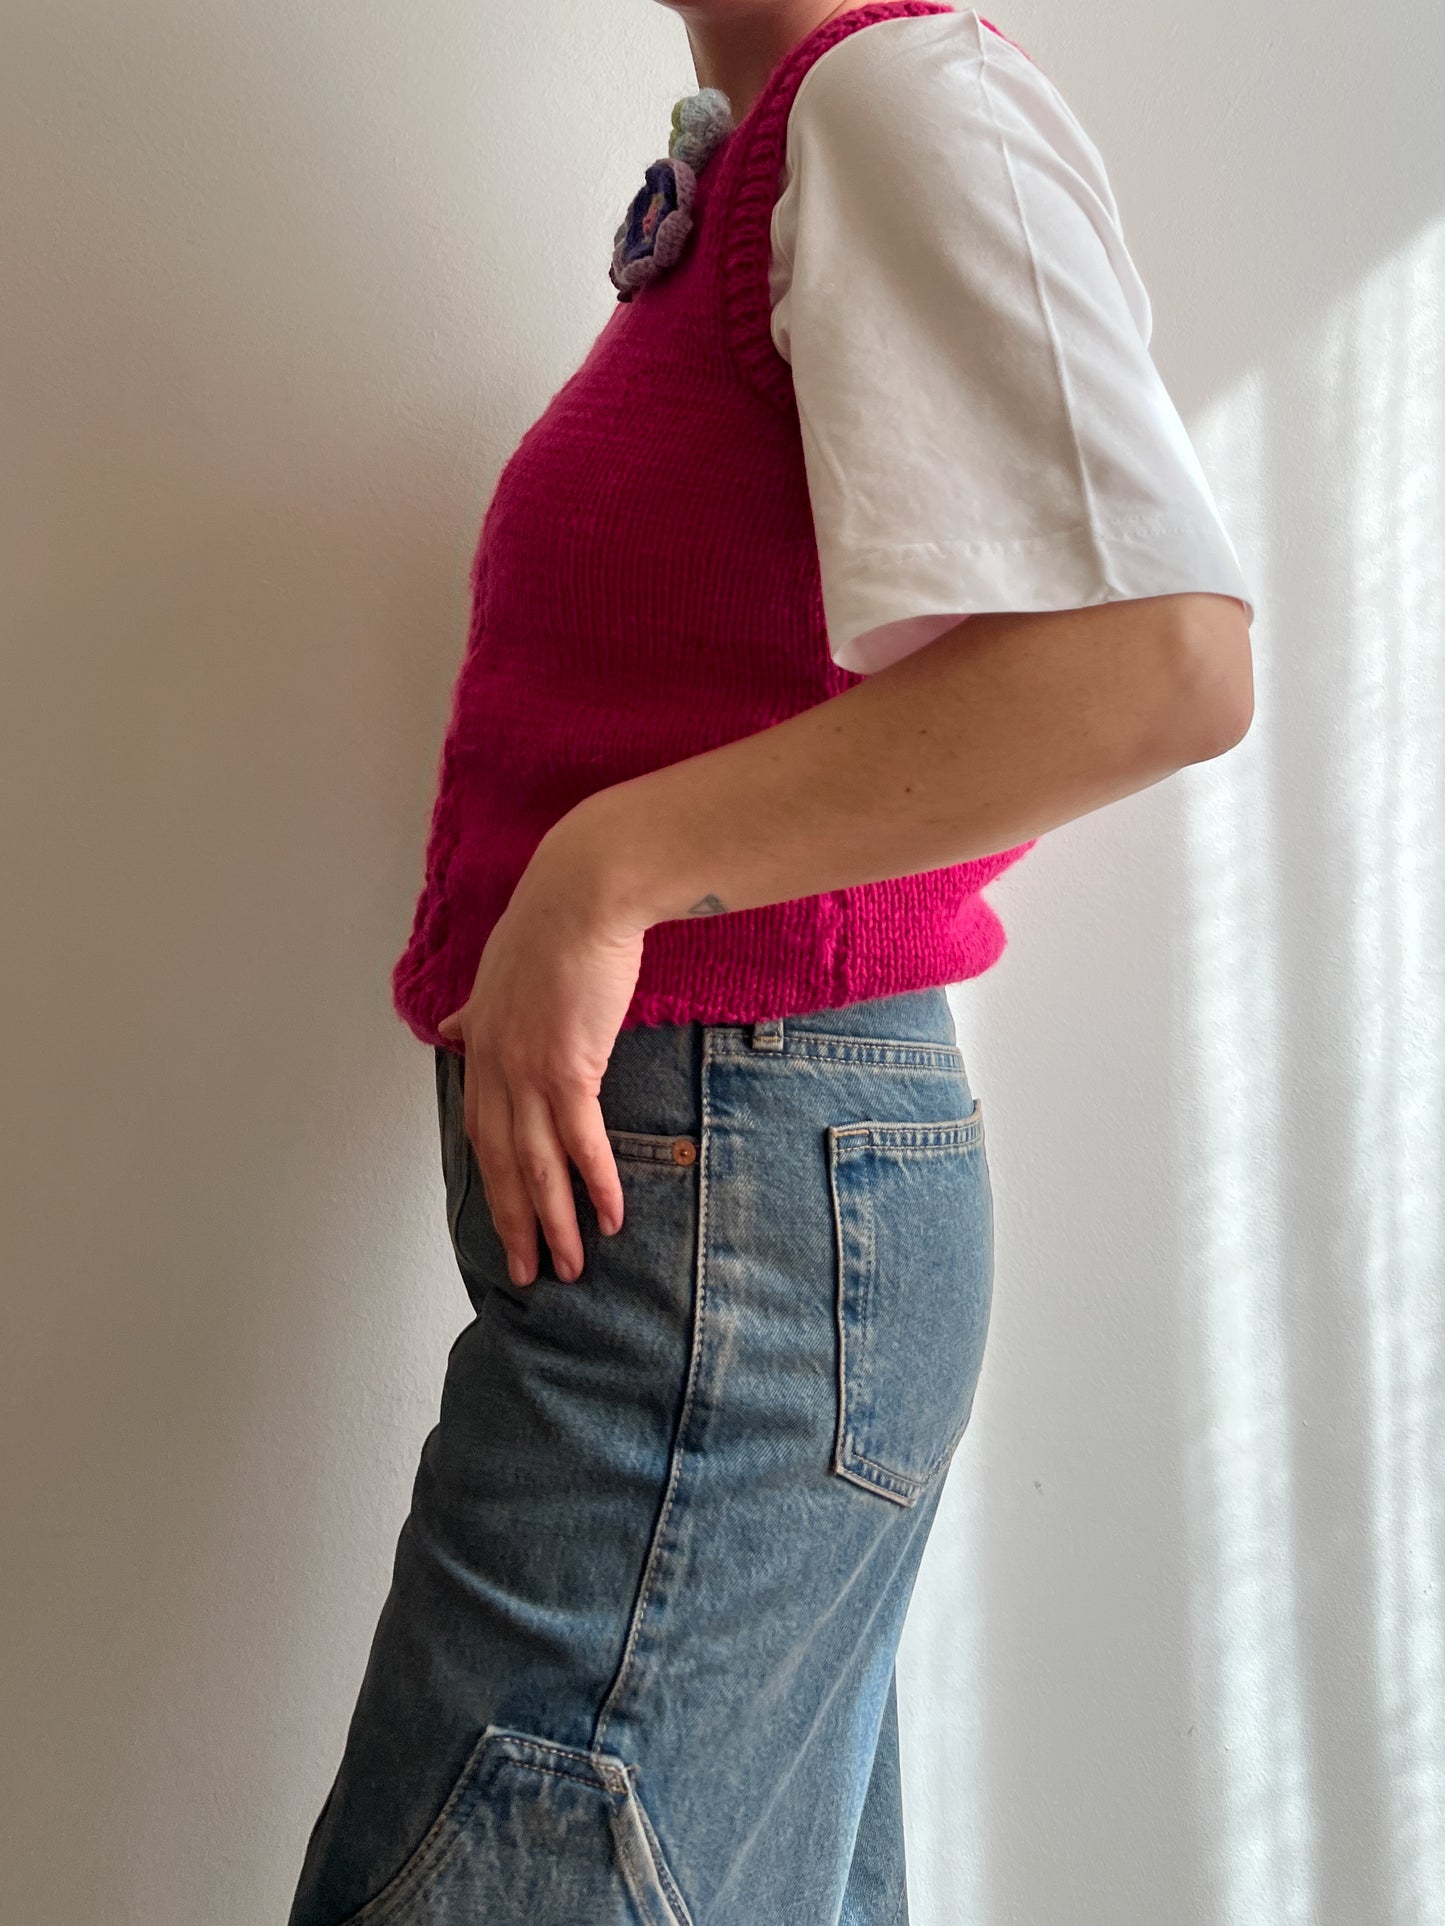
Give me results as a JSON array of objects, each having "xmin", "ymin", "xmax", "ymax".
[{"xmin": 1023, "ymin": 0, "xmax": 1443, "ymax": 419}]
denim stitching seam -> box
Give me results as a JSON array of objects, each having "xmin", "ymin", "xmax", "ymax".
[
  {"xmin": 710, "ymin": 1035, "xmax": 965, "ymax": 1070},
  {"xmin": 591, "ymin": 1036, "xmax": 714, "ymax": 1766}
]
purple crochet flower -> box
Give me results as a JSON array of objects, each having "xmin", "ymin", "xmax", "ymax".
[
  {"xmin": 609, "ymin": 155, "xmax": 698, "ymax": 301},
  {"xmin": 610, "ymin": 88, "xmax": 734, "ymax": 303}
]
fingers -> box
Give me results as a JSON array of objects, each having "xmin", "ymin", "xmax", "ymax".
[
  {"xmin": 552, "ymin": 1098, "xmax": 625, "ymax": 1242},
  {"xmin": 465, "ymin": 1053, "xmax": 621, "ymax": 1286},
  {"xmin": 509, "ymin": 1084, "xmax": 584, "ymax": 1283},
  {"xmin": 468, "ymin": 1057, "xmax": 542, "ymax": 1285}
]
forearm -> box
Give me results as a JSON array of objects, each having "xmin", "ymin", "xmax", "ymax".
[{"xmin": 548, "ymin": 593, "xmax": 1248, "ymax": 935}]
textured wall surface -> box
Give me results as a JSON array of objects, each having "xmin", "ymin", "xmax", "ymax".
[{"xmin": 2, "ymin": 2, "xmax": 1441, "ymax": 1922}]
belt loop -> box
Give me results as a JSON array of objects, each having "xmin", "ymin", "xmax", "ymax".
[{"xmin": 749, "ymin": 1016, "xmax": 785, "ymax": 1052}]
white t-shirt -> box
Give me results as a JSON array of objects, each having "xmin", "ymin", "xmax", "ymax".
[{"xmin": 766, "ymin": 8, "xmax": 1255, "ymax": 675}]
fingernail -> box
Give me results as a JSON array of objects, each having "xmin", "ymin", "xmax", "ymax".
[
  {"xmin": 508, "ymin": 1252, "xmax": 530, "ymax": 1287},
  {"xmin": 600, "ymin": 1211, "xmax": 621, "ymax": 1237},
  {"xmin": 557, "ymin": 1257, "xmax": 579, "ymax": 1283}
]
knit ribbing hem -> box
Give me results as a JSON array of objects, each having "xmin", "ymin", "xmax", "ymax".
[
  {"xmin": 618, "ymin": 891, "xmax": 1008, "ymax": 1030},
  {"xmin": 392, "ymin": 885, "xmax": 1011, "ymax": 1050}
]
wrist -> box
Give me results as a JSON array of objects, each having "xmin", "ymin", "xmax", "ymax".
[{"xmin": 534, "ymin": 785, "xmax": 660, "ymax": 940}]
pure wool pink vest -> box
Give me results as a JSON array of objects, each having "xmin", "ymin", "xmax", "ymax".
[{"xmin": 392, "ymin": 0, "xmax": 1037, "ymax": 1053}]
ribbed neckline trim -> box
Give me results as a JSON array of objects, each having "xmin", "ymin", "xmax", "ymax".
[{"xmin": 717, "ymin": 0, "xmax": 959, "ymax": 414}]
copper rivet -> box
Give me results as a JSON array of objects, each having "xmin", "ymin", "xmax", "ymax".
[{"xmin": 671, "ymin": 1138, "xmax": 697, "ymax": 1165}]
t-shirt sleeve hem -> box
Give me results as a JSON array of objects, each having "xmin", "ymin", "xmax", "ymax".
[{"xmin": 825, "ymin": 516, "xmax": 1256, "ymax": 674}]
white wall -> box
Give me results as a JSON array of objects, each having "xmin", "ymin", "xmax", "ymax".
[{"xmin": 2, "ymin": 3, "xmax": 1440, "ymax": 1922}]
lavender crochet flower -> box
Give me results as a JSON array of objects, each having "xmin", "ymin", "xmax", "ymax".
[{"xmin": 610, "ymin": 87, "xmax": 735, "ymax": 302}]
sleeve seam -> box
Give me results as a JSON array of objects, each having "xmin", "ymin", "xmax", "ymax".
[{"xmin": 836, "ymin": 515, "xmax": 1240, "ymax": 560}]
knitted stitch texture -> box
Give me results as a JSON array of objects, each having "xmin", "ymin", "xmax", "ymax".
[{"xmin": 392, "ymin": 0, "xmax": 1037, "ymax": 1053}]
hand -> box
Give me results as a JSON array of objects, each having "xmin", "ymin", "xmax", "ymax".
[{"xmin": 437, "ymin": 812, "xmax": 646, "ymax": 1287}]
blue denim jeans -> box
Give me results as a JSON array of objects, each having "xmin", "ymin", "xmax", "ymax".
[{"xmin": 286, "ymin": 987, "xmax": 994, "ymax": 1926}]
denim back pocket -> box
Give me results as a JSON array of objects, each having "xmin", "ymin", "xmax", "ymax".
[{"xmin": 826, "ymin": 1101, "xmax": 993, "ymax": 1507}]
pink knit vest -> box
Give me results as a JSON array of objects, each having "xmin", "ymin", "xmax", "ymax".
[{"xmin": 392, "ymin": 0, "xmax": 1037, "ymax": 1052}]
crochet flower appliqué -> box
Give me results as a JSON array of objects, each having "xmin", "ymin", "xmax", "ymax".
[{"xmin": 609, "ymin": 87, "xmax": 735, "ymax": 302}]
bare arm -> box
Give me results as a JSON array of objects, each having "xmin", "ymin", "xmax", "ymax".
[
  {"xmin": 551, "ymin": 590, "xmax": 1254, "ymax": 932},
  {"xmin": 446, "ymin": 588, "xmax": 1254, "ymax": 1287}
]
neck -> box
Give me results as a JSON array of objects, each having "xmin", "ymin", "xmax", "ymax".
[{"xmin": 674, "ymin": 1, "xmax": 874, "ymax": 126}]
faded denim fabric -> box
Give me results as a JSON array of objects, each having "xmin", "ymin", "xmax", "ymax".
[{"xmin": 286, "ymin": 987, "xmax": 994, "ymax": 1926}]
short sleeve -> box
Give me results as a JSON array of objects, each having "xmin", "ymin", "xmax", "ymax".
[{"xmin": 768, "ymin": 11, "xmax": 1256, "ymax": 675}]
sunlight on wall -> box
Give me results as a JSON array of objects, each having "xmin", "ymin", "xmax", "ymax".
[
  {"xmin": 1181, "ymin": 214, "xmax": 1445, "ymax": 1926},
  {"xmin": 1338, "ymin": 210, "xmax": 1445, "ymax": 1926},
  {"xmin": 1178, "ymin": 353, "xmax": 1320, "ymax": 1926}
]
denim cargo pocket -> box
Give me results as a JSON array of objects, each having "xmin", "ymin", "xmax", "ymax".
[
  {"xmin": 826, "ymin": 1100, "xmax": 993, "ymax": 1507},
  {"xmin": 334, "ymin": 1724, "xmax": 692, "ymax": 1926}
]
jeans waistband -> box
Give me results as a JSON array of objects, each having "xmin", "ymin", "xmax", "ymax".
[
  {"xmin": 735, "ymin": 986, "xmax": 957, "ymax": 1053},
  {"xmin": 435, "ymin": 987, "xmax": 964, "ymax": 1144}
]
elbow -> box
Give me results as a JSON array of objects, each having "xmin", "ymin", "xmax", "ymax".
[
  {"xmin": 1184, "ymin": 675, "xmax": 1254, "ymax": 762},
  {"xmin": 1168, "ymin": 598, "xmax": 1256, "ymax": 763}
]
